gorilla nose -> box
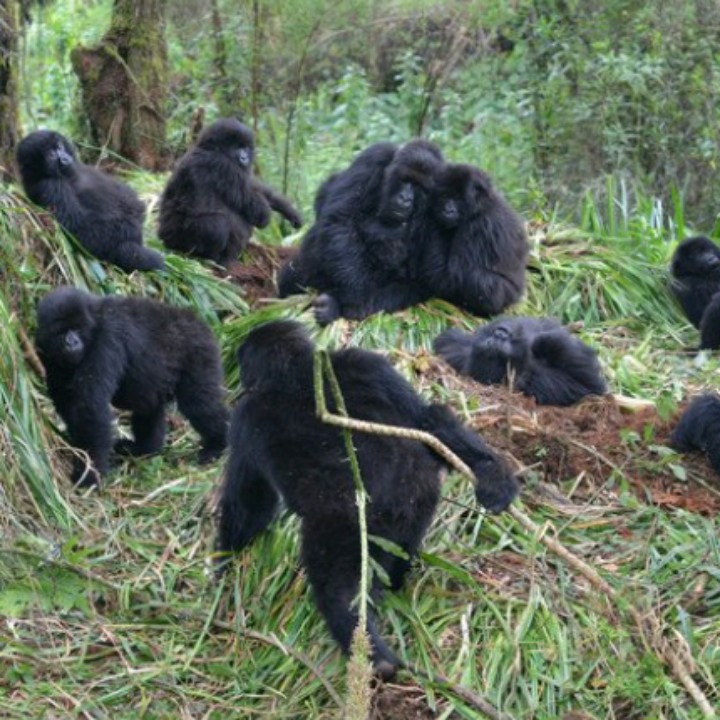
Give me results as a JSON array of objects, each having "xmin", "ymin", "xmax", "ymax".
[
  {"xmin": 237, "ymin": 149, "xmax": 251, "ymax": 166},
  {"xmin": 398, "ymin": 184, "xmax": 414, "ymax": 207}
]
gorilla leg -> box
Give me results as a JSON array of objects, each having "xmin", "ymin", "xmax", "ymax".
[
  {"xmin": 302, "ymin": 518, "xmax": 400, "ymax": 679},
  {"xmin": 116, "ymin": 405, "xmax": 166, "ymax": 456},
  {"xmin": 111, "ymin": 243, "xmax": 165, "ymax": 272},
  {"xmin": 217, "ymin": 462, "xmax": 280, "ymax": 557},
  {"xmin": 176, "ymin": 371, "xmax": 228, "ymax": 464}
]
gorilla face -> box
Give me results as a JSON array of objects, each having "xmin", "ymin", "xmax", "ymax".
[
  {"xmin": 376, "ymin": 139, "xmax": 444, "ymax": 225},
  {"xmin": 16, "ymin": 130, "xmax": 77, "ymax": 182},
  {"xmin": 197, "ymin": 118, "xmax": 255, "ymax": 168},
  {"xmin": 671, "ymin": 236, "xmax": 720, "ymax": 278},
  {"xmin": 433, "ymin": 164, "xmax": 494, "ymax": 230},
  {"xmin": 36, "ymin": 288, "xmax": 98, "ymax": 367},
  {"xmin": 471, "ymin": 321, "xmax": 530, "ymax": 383}
]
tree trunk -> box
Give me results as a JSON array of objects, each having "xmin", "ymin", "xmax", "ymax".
[
  {"xmin": 70, "ymin": 0, "xmax": 168, "ymax": 170},
  {"xmin": 0, "ymin": 0, "xmax": 20, "ymax": 182}
]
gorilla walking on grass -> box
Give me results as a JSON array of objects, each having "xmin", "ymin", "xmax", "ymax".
[
  {"xmin": 16, "ymin": 130, "xmax": 165, "ymax": 272},
  {"xmin": 36, "ymin": 287, "xmax": 229, "ymax": 487},
  {"xmin": 158, "ymin": 118, "xmax": 303, "ymax": 266},
  {"xmin": 434, "ymin": 316, "xmax": 606, "ymax": 406},
  {"xmin": 216, "ymin": 320, "xmax": 518, "ymax": 679}
]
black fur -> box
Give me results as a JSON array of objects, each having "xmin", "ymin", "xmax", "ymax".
[
  {"xmin": 277, "ymin": 140, "xmax": 444, "ymax": 325},
  {"xmin": 671, "ymin": 394, "xmax": 720, "ymax": 475},
  {"xmin": 35, "ymin": 287, "xmax": 229, "ymax": 487},
  {"xmin": 158, "ymin": 119, "xmax": 302, "ymax": 266},
  {"xmin": 16, "ymin": 130, "xmax": 164, "ymax": 272},
  {"xmin": 700, "ymin": 293, "xmax": 720, "ymax": 350},
  {"xmin": 670, "ymin": 236, "xmax": 720, "ymax": 328},
  {"xmin": 435, "ymin": 317, "xmax": 607, "ymax": 406},
  {"xmin": 217, "ymin": 320, "xmax": 517, "ymax": 677},
  {"xmin": 419, "ymin": 163, "xmax": 529, "ymax": 316}
]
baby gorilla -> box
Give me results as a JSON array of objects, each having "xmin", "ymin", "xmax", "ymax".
[
  {"xmin": 158, "ymin": 118, "xmax": 302, "ymax": 266},
  {"xmin": 419, "ymin": 163, "xmax": 529, "ymax": 317},
  {"xmin": 36, "ymin": 287, "xmax": 229, "ymax": 487},
  {"xmin": 16, "ymin": 130, "xmax": 164, "ymax": 272},
  {"xmin": 435, "ymin": 316, "xmax": 606, "ymax": 406},
  {"xmin": 217, "ymin": 320, "xmax": 517, "ymax": 678},
  {"xmin": 671, "ymin": 394, "xmax": 720, "ymax": 475},
  {"xmin": 670, "ymin": 236, "xmax": 720, "ymax": 328}
]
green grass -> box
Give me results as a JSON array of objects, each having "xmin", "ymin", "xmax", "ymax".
[{"xmin": 1, "ymin": 175, "xmax": 719, "ymax": 719}]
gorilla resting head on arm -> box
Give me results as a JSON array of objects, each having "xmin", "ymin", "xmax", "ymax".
[
  {"xmin": 671, "ymin": 394, "xmax": 720, "ymax": 475},
  {"xmin": 217, "ymin": 320, "xmax": 517, "ymax": 678},
  {"xmin": 159, "ymin": 118, "xmax": 302, "ymax": 267},
  {"xmin": 420, "ymin": 163, "xmax": 529, "ymax": 317},
  {"xmin": 16, "ymin": 130, "xmax": 164, "ymax": 272},
  {"xmin": 434, "ymin": 316, "xmax": 607, "ymax": 407},
  {"xmin": 670, "ymin": 236, "xmax": 720, "ymax": 328},
  {"xmin": 36, "ymin": 287, "xmax": 229, "ymax": 487}
]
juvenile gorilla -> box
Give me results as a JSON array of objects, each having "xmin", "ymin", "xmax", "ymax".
[
  {"xmin": 419, "ymin": 163, "xmax": 529, "ymax": 316},
  {"xmin": 16, "ymin": 130, "xmax": 164, "ymax": 272},
  {"xmin": 278, "ymin": 139, "xmax": 444, "ymax": 325},
  {"xmin": 670, "ymin": 236, "xmax": 720, "ymax": 328},
  {"xmin": 36, "ymin": 287, "xmax": 229, "ymax": 487},
  {"xmin": 671, "ymin": 394, "xmax": 720, "ymax": 475},
  {"xmin": 434, "ymin": 316, "xmax": 607, "ymax": 406},
  {"xmin": 217, "ymin": 320, "xmax": 518, "ymax": 678},
  {"xmin": 158, "ymin": 118, "xmax": 303, "ymax": 266}
]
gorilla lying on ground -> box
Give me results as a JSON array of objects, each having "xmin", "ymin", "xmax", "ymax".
[
  {"xmin": 670, "ymin": 236, "xmax": 720, "ymax": 328},
  {"xmin": 36, "ymin": 287, "xmax": 229, "ymax": 487},
  {"xmin": 278, "ymin": 139, "xmax": 444, "ymax": 325},
  {"xmin": 434, "ymin": 316, "xmax": 606, "ymax": 406},
  {"xmin": 217, "ymin": 320, "xmax": 518, "ymax": 678},
  {"xmin": 671, "ymin": 394, "xmax": 720, "ymax": 475},
  {"xmin": 158, "ymin": 118, "xmax": 303, "ymax": 266},
  {"xmin": 16, "ymin": 130, "xmax": 164, "ymax": 272},
  {"xmin": 418, "ymin": 163, "xmax": 529, "ymax": 317}
]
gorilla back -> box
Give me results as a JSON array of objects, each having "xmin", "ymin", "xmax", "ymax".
[
  {"xmin": 217, "ymin": 320, "xmax": 517, "ymax": 678},
  {"xmin": 36, "ymin": 287, "xmax": 228, "ymax": 487},
  {"xmin": 16, "ymin": 130, "xmax": 164, "ymax": 272}
]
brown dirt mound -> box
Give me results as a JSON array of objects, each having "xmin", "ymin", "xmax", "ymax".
[
  {"xmin": 371, "ymin": 681, "xmax": 443, "ymax": 719},
  {"xmin": 420, "ymin": 356, "xmax": 720, "ymax": 515},
  {"xmin": 222, "ymin": 243, "xmax": 298, "ymax": 306}
]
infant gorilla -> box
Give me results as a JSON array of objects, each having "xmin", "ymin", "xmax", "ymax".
[
  {"xmin": 217, "ymin": 320, "xmax": 518, "ymax": 678},
  {"xmin": 36, "ymin": 287, "xmax": 229, "ymax": 487},
  {"xmin": 435, "ymin": 316, "xmax": 606, "ymax": 406}
]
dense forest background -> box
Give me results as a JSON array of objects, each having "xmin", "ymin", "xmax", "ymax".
[{"xmin": 1, "ymin": 1, "xmax": 719, "ymax": 719}]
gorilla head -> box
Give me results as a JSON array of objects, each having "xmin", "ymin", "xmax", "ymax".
[
  {"xmin": 16, "ymin": 130, "xmax": 77, "ymax": 183},
  {"xmin": 196, "ymin": 118, "xmax": 255, "ymax": 168}
]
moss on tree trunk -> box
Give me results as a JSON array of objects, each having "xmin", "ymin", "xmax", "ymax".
[
  {"xmin": 71, "ymin": 0, "xmax": 168, "ymax": 170},
  {"xmin": 0, "ymin": 0, "xmax": 20, "ymax": 182}
]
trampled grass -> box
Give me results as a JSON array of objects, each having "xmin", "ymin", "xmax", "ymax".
[{"xmin": 0, "ymin": 183, "xmax": 719, "ymax": 719}]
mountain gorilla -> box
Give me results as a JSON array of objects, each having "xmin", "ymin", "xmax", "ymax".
[
  {"xmin": 217, "ymin": 320, "xmax": 518, "ymax": 678},
  {"xmin": 277, "ymin": 139, "xmax": 444, "ymax": 325},
  {"xmin": 434, "ymin": 316, "xmax": 607, "ymax": 406},
  {"xmin": 158, "ymin": 118, "xmax": 303, "ymax": 266},
  {"xmin": 36, "ymin": 287, "xmax": 229, "ymax": 487},
  {"xmin": 16, "ymin": 130, "xmax": 164, "ymax": 272},
  {"xmin": 671, "ymin": 394, "xmax": 720, "ymax": 475},
  {"xmin": 419, "ymin": 163, "xmax": 529, "ymax": 317},
  {"xmin": 670, "ymin": 236, "xmax": 720, "ymax": 328}
]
